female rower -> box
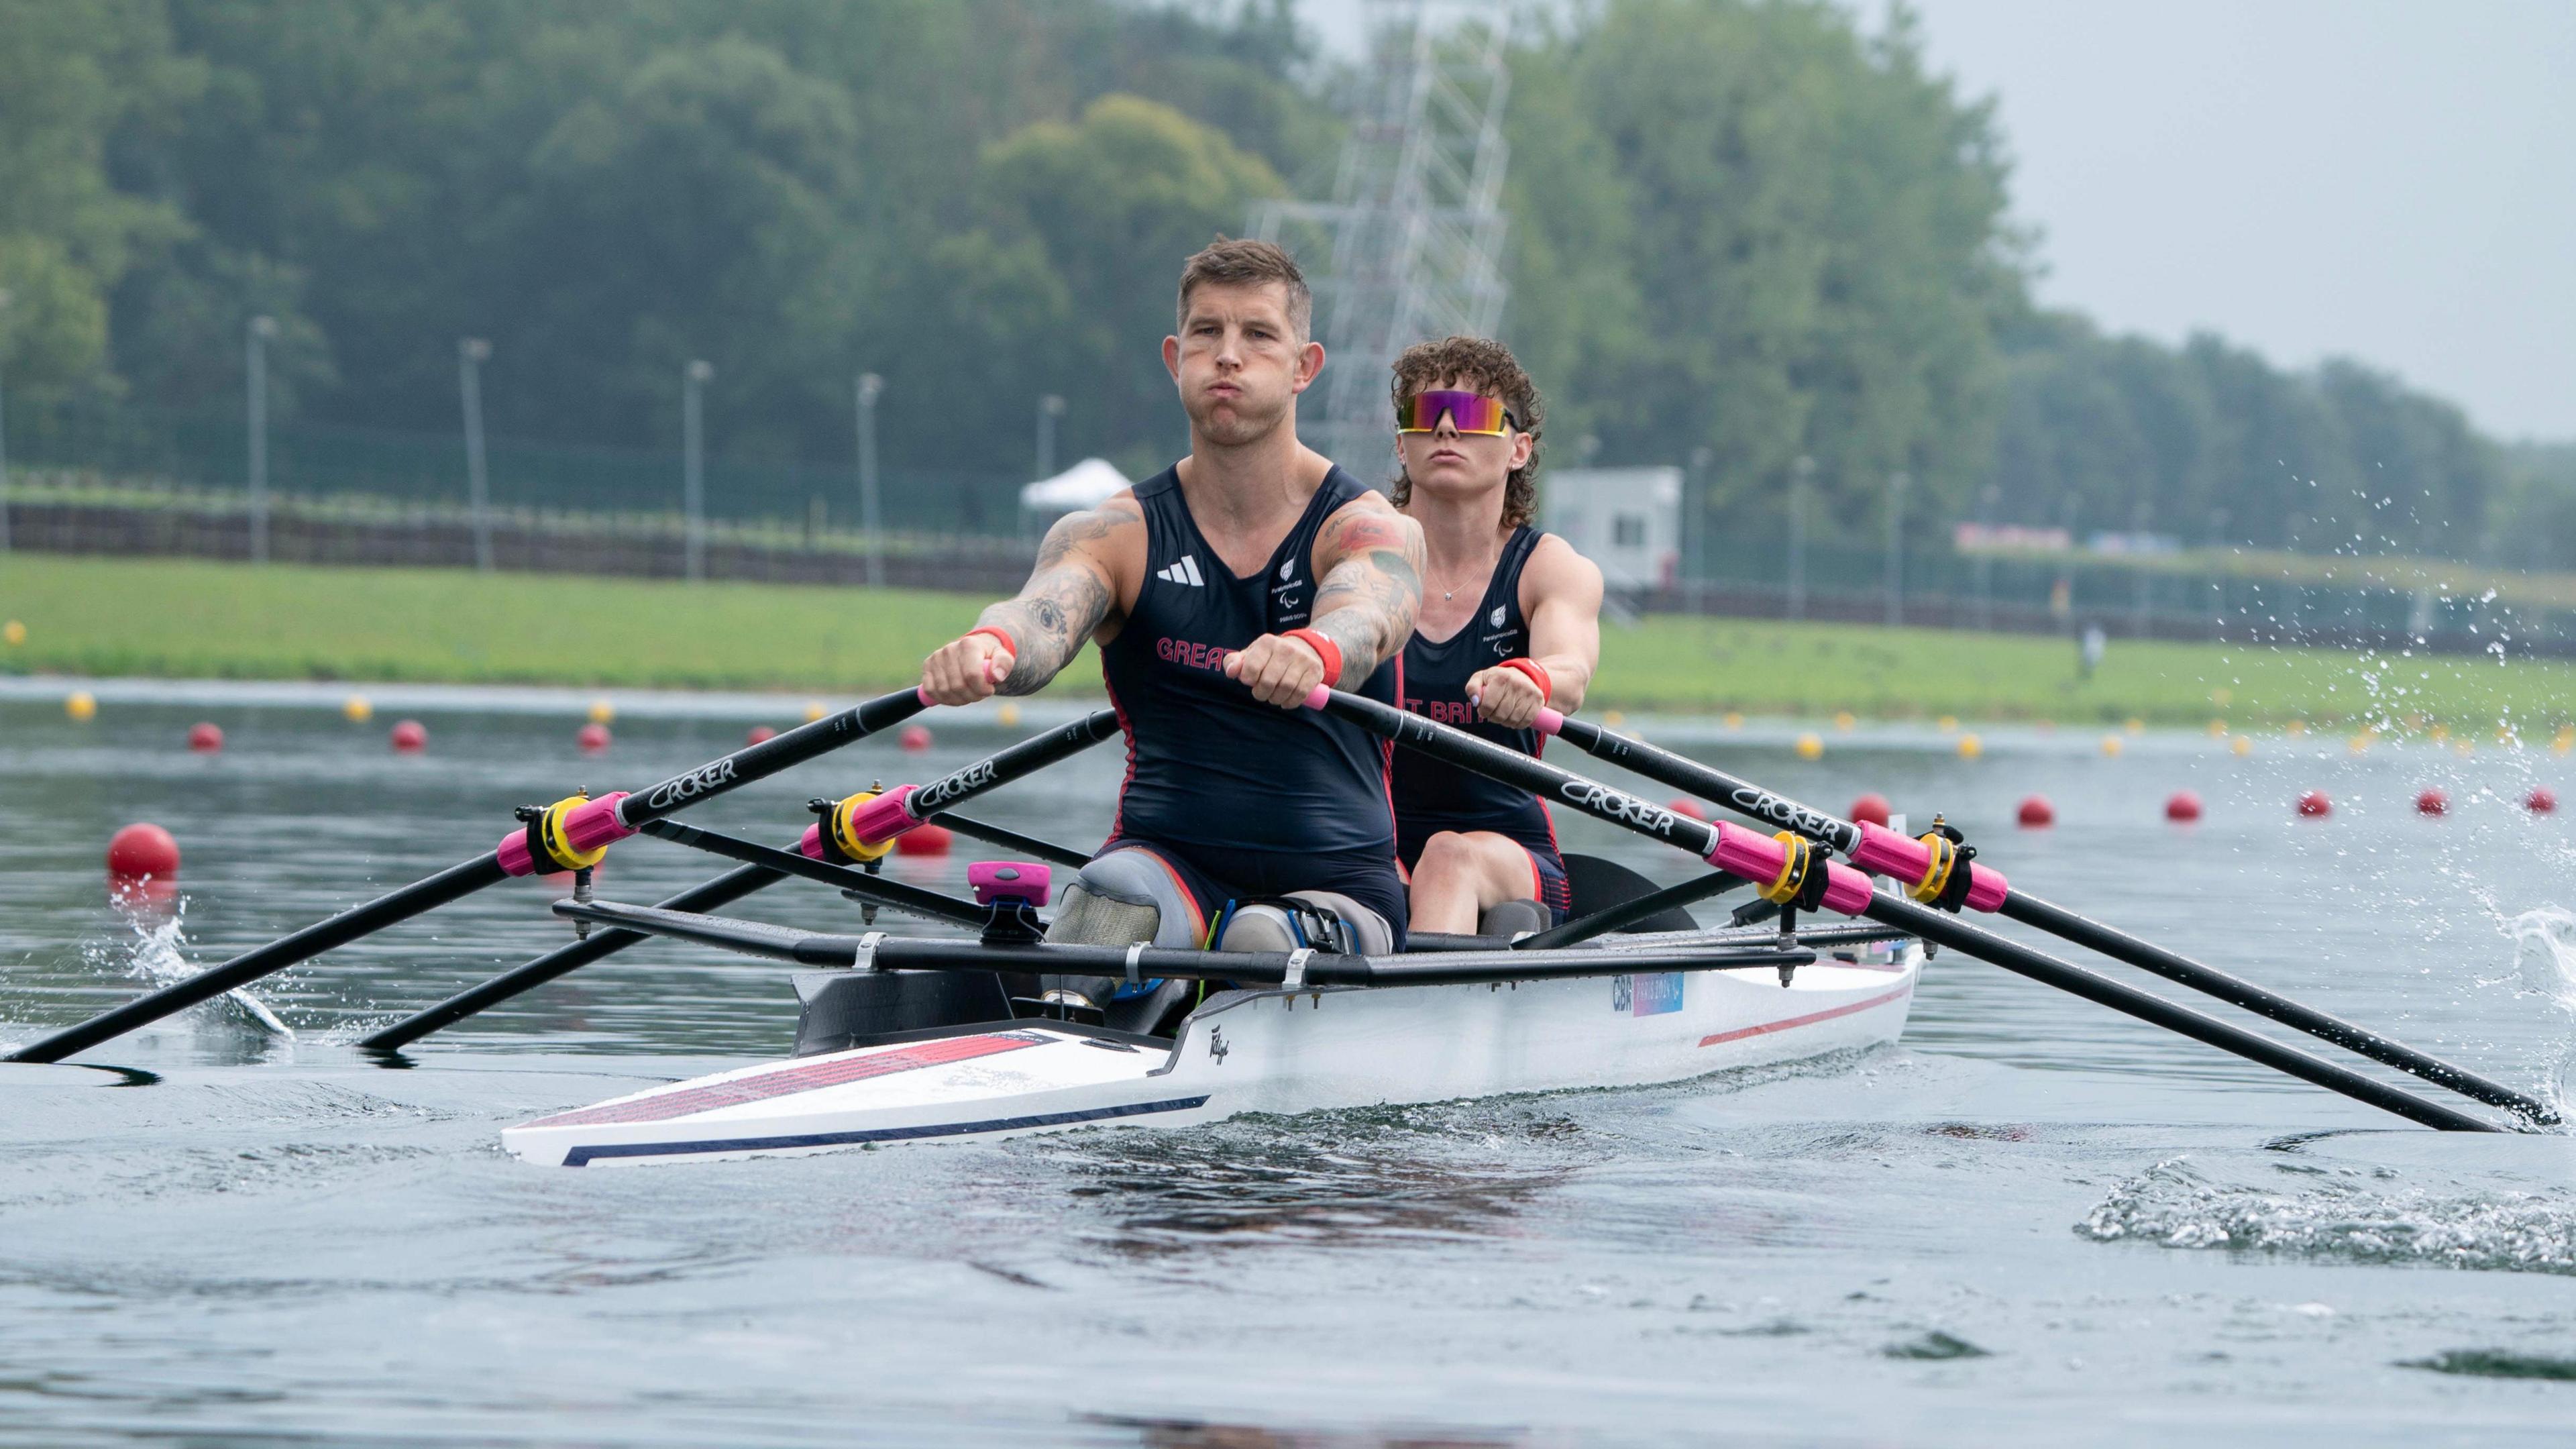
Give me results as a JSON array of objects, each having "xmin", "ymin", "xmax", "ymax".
[{"xmin": 1386, "ymin": 337, "xmax": 1604, "ymax": 935}]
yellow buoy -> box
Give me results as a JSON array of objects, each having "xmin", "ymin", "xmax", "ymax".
[
  {"xmin": 1721, "ymin": 711, "xmax": 1745, "ymax": 730},
  {"xmin": 1956, "ymin": 733, "xmax": 1982, "ymax": 760},
  {"xmin": 588, "ymin": 698, "xmax": 617, "ymax": 725},
  {"xmin": 2207, "ymin": 718, "xmax": 2228, "ymax": 738},
  {"xmin": 2428, "ymin": 724, "xmax": 2450, "ymax": 745},
  {"xmin": 2231, "ymin": 735, "xmax": 2253, "ymax": 757},
  {"xmin": 2455, "ymin": 739, "xmax": 2476, "ymax": 758},
  {"xmin": 2555, "ymin": 725, "xmax": 2575, "ymax": 756},
  {"xmin": 1795, "ymin": 733, "xmax": 1825, "ymax": 761},
  {"xmin": 1603, "ymin": 710, "xmax": 1626, "ymax": 728},
  {"xmin": 1937, "ymin": 714, "xmax": 1958, "ymax": 734},
  {"xmin": 343, "ymin": 694, "xmax": 374, "ymax": 722},
  {"xmin": 804, "ymin": 700, "xmax": 829, "ymax": 722},
  {"xmin": 1833, "ymin": 710, "xmax": 1857, "ymax": 733},
  {"xmin": 2348, "ymin": 731, "xmax": 2373, "ymax": 754},
  {"xmin": 997, "ymin": 702, "xmax": 1022, "ymax": 728},
  {"xmin": 66, "ymin": 690, "xmax": 97, "ymax": 722},
  {"xmin": 2284, "ymin": 720, "xmax": 2306, "ymax": 737},
  {"xmin": 2125, "ymin": 717, "xmax": 2145, "ymax": 735},
  {"xmin": 1, "ymin": 619, "xmax": 23, "ymax": 646},
  {"xmin": 2100, "ymin": 735, "xmax": 2123, "ymax": 757}
]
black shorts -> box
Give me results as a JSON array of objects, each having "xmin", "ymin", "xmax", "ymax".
[{"xmin": 1097, "ymin": 836, "xmax": 1409, "ymax": 953}]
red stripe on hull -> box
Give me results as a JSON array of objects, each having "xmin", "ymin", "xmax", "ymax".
[
  {"xmin": 527, "ymin": 1031, "xmax": 1053, "ymax": 1128},
  {"xmin": 1697, "ymin": 983, "xmax": 1914, "ymax": 1049}
]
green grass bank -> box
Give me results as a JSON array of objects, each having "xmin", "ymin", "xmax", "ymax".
[{"xmin": 2, "ymin": 553, "xmax": 2567, "ymax": 729}]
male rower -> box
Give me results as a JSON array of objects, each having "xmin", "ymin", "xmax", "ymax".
[
  {"xmin": 1384, "ymin": 337, "xmax": 1603, "ymax": 936},
  {"xmin": 918, "ymin": 239, "xmax": 1425, "ymax": 1017}
]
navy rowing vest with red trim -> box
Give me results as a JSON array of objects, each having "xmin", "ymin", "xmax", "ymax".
[
  {"xmin": 1099, "ymin": 464, "xmax": 1401, "ymax": 854},
  {"xmin": 1390, "ymin": 525, "xmax": 1562, "ymax": 866}
]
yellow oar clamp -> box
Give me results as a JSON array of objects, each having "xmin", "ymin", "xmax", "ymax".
[
  {"xmin": 1907, "ymin": 830, "xmax": 1959, "ymax": 905},
  {"xmin": 1756, "ymin": 831, "xmax": 1815, "ymax": 907},
  {"xmin": 534, "ymin": 792, "xmax": 610, "ymax": 873},
  {"xmin": 824, "ymin": 790, "xmax": 894, "ymax": 863}
]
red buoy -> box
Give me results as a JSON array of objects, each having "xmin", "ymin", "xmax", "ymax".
[
  {"xmin": 107, "ymin": 822, "xmax": 181, "ymax": 908},
  {"xmin": 2415, "ymin": 788, "xmax": 2448, "ymax": 818},
  {"xmin": 1668, "ymin": 798, "xmax": 1707, "ymax": 820},
  {"xmin": 2016, "ymin": 795, "xmax": 2054, "ymax": 828},
  {"xmin": 2296, "ymin": 790, "xmax": 2332, "ymax": 818},
  {"xmin": 2530, "ymin": 786, "xmax": 2559, "ymax": 816},
  {"xmin": 894, "ymin": 822, "xmax": 953, "ymax": 857},
  {"xmin": 577, "ymin": 722, "xmax": 612, "ymax": 754},
  {"xmin": 2164, "ymin": 790, "xmax": 2202, "ymax": 822},
  {"xmin": 390, "ymin": 720, "xmax": 429, "ymax": 753},
  {"xmin": 1849, "ymin": 793, "xmax": 1892, "ymax": 827},
  {"xmin": 187, "ymin": 722, "xmax": 224, "ymax": 753},
  {"xmin": 746, "ymin": 724, "xmax": 778, "ymax": 745},
  {"xmin": 899, "ymin": 724, "xmax": 933, "ymax": 753}
]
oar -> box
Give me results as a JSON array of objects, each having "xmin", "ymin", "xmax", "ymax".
[
  {"xmin": 1309, "ymin": 687, "xmax": 2500, "ymax": 1133},
  {"xmin": 360, "ymin": 710, "xmax": 1118, "ymax": 1051},
  {"xmin": 550, "ymin": 898, "xmax": 1815, "ymax": 989},
  {"xmin": 635, "ymin": 820, "xmax": 990, "ymax": 927},
  {"xmin": 1538, "ymin": 714, "xmax": 2555, "ymax": 1125},
  {"xmin": 9, "ymin": 687, "xmax": 932, "ymax": 1065},
  {"xmin": 1517, "ymin": 871, "xmax": 1746, "ymax": 949}
]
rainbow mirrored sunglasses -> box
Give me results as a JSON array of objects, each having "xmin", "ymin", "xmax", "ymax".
[{"xmin": 1396, "ymin": 389, "xmax": 1518, "ymax": 436}]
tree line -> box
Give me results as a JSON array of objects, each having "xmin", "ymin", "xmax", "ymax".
[{"xmin": 1, "ymin": 0, "xmax": 2565, "ymax": 566}]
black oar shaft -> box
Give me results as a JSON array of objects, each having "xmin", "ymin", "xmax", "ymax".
[
  {"xmin": 1550, "ymin": 715, "xmax": 2551, "ymax": 1124},
  {"xmin": 1518, "ymin": 871, "xmax": 1744, "ymax": 950},
  {"xmin": 11, "ymin": 854, "xmax": 513, "ymax": 1063},
  {"xmin": 637, "ymin": 820, "xmax": 987, "ymax": 928},
  {"xmin": 1315, "ymin": 689, "xmax": 2499, "ymax": 1132},
  {"xmin": 924, "ymin": 812, "xmax": 1091, "ymax": 869},
  {"xmin": 11, "ymin": 687, "xmax": 930, "ymax": 1066},
  {"xmin": 360, "ymin": 863, "xmax": 785, "ymax": 1052}
]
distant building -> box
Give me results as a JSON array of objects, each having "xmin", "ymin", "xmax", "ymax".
[{"xmin": 1542, "ymin": 467, "xmax": 1679, "ymax": 592}]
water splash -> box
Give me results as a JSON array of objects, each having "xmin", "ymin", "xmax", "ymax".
[
  {"xmin": 2082, "ymin": 1157, "xmax": 2576, "ymax": 1274},
  {"xmin": 89, "ymin": 898, "xmax": 294, "ymax": 1039},
  {"xmin": 2506, "ymin": 908, "xmax": 2576, "ymax": 1118}
]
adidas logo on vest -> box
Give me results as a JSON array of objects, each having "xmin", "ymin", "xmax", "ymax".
[{"xmin": 1156, "ymin": 555, "xmax": 1206, "ymax": 587}]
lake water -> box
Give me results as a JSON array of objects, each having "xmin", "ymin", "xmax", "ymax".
[{"xmin": 6, "ymin": 685, "xmax": 2576, "ymax": 1446}]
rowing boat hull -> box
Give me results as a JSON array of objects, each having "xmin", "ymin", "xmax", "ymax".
[{"xmin": 502, "ymin": 945, "xmax": 1921, "ymax": 1167}]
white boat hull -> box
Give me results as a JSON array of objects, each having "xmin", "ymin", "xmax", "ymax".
[{"xmin": 502, "ymin": 945, "xmax": 1922, "ymax": 1167}]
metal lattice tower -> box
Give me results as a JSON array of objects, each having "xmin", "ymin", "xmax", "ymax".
[{"xmin": 1251, "ymin": 1, "xmax": 1512, "ymax": 478}]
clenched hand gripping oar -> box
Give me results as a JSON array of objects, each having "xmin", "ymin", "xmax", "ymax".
[
  {"xmin": 9, "ymin": 687, "xmax": 934, "ymax": 1065},
  {"xmin": 1540, "ymin": 714, "xmax": 2554, "ymax": 1126},
  {"xmin": 1310, "ymin": 687, "xmax": 2499, "ymax": 1133},
  {"xmin": 359, "ymin": 710, "xmax": 1120, "ymax": 1051}
]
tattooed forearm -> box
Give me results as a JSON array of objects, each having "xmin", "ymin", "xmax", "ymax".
[
  {"xmin": 979, "ymin": 505, "xmax": 1131, "ymax": 694},
  {"xmin": 1310, "ymin": 504, "xmax": 1425, "ymax": 678}
]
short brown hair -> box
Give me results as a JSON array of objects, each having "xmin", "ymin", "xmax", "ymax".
[
  {"xmin": 1389, "ymin": 335, "xmax": 1546, "ymax": 527},
  {"xmin": 1175, "ymin": 237, "xmax": 1312, "ymax": 340}
]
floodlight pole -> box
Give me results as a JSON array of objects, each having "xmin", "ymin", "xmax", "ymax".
[
  {"xmin": 682, "ymin": 359, "xmax": 712, "ymax": 583},
  {"xmin": 459, "ymin": 338, "xmax": 493, "ymax": 572},
  {"xmin": 1684, "ymin": 445, "xmax": 1711, "ymax": 613},
  {"xmin": 0, "ymin": 289, "xmax": 13, "ymax": 554},
  {"xmin": 1036, "ymin": 394, "xmax": 1065, "ymax": 481},
  {"xmin": 856, "ymin": 372, "xmax": 884, "ymax": 588},
  {"xmin": 1787, "ymin": 455, "xmax": 1814, "ymax": 621},
  {"xmin": 247, "ymin": 315, "xmax": 278, "ymax": 564},
  {"xmin": 1884, "ymin": 470, "xmax": 1909, "ymax": 627}
]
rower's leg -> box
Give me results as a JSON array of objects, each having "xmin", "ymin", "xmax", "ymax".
[
  {"xmin": 1407, "ymin": 830, "xmax": 1546, "ymax": 934},
  {"xmin": 1038, "ymin": 844, "xmax": 1215, "ymax": 1018}
]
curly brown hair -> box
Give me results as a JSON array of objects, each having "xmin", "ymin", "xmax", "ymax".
[{"xmin": 1387, "ymin": 335, "xmax": 1544, "ymax": 527}]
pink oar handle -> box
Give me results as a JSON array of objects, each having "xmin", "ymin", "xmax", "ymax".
[
  {"xmin": 1845, "ymin": 820, "xmax": 2010, "ymax": 911},
  {"xmin": 1705, "ymin": 820, "xmax": 1875, "ymax": 916}
]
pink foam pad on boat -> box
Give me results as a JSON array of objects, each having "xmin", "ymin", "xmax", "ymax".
[
  {"xmin": 968, "ymin": 861, "xmax": 1051, "ymax": 907},
  {"xmin": 493, "ymin": 792, "xmax": 635, "ymax": 877},
  {"xmin": 850, "ymin": 783, "xmax": 920, "ymax": 846}
]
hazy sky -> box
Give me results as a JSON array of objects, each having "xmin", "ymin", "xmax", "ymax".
[{"xmin": 1299, "ymin": 0, "xmax": 2576, "ymax": 441}]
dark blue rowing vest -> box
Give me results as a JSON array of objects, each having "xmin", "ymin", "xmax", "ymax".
[
  {"xmin": 1391, "ymin": 525, "xmax": 1562, "ymax": 867},
  {"xmin": 1099, "ymin": 464, "xmax": 1401, "ymax": 854}
]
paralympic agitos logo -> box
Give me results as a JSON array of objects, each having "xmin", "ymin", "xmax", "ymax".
[
  {"xmin": 643, "ymin": 758, "xmax": 738, "ymax": 811},
  {"xmin": 1556, "ymin": 780, "xmax": 1680, "ymax": 836}
]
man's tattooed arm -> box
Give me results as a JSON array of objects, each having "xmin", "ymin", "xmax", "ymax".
[
  {"xmin": 977, "ymin": 500, "xmax": 1138, "ymax": 696},
  {"xmin": 1307, "ymin": 494, "xmax": 1426, "ymax": 681}
]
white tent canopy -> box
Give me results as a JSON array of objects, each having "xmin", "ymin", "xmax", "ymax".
[{"xmin": 1018, "ymin": 458, "xmax": 1131, "ymax": 516}]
